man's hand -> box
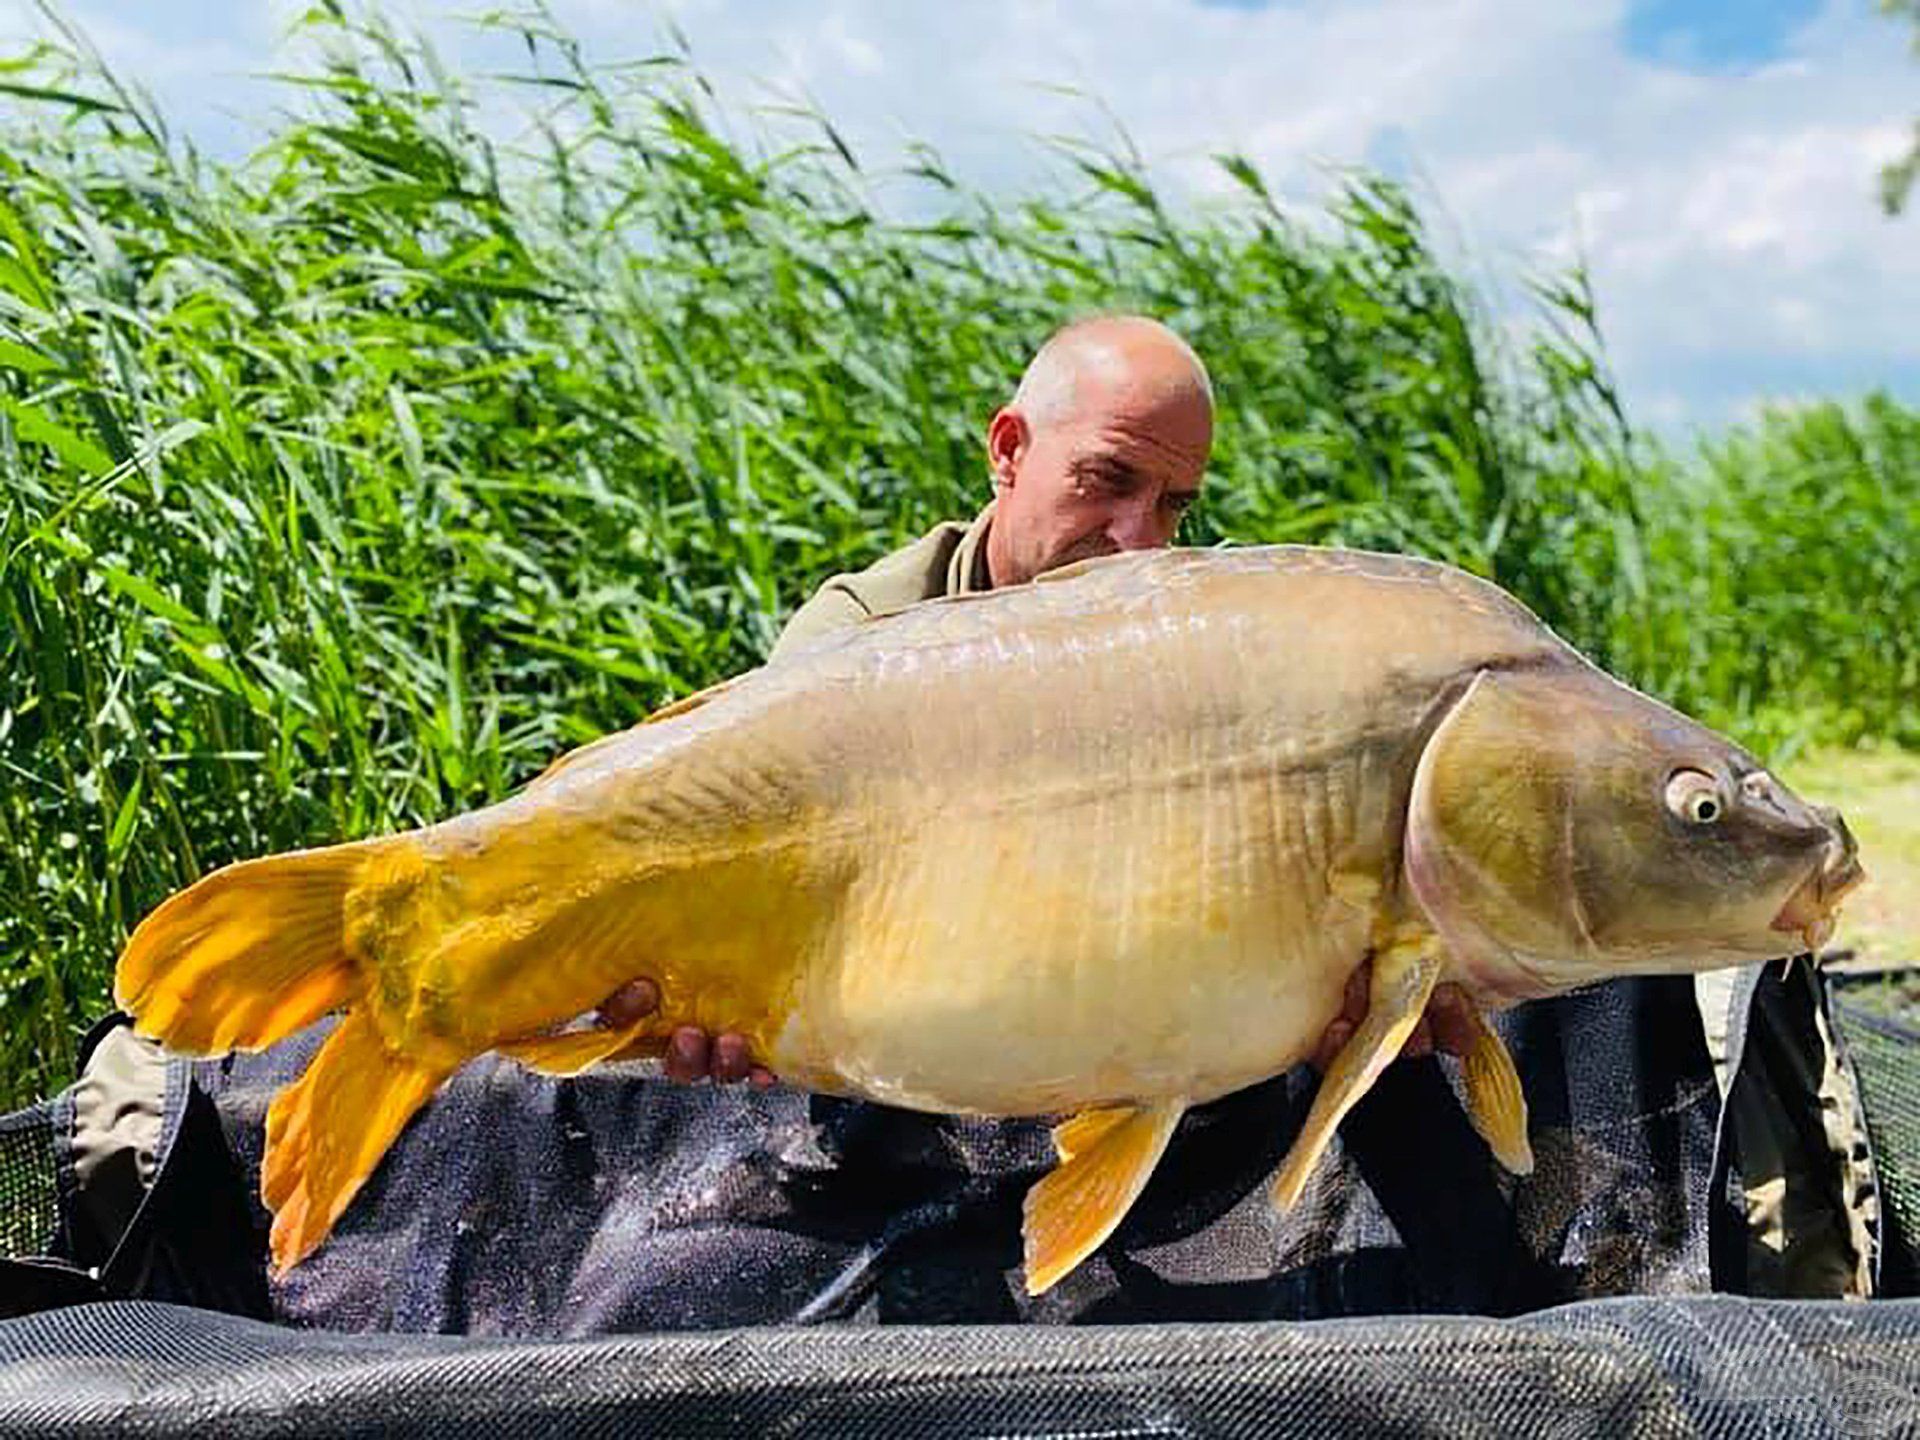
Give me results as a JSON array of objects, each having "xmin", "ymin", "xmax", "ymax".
[
  {"xmin": 1308, "ymin": 959, "xmax": 1478, "ymax": 1073},
  {"xmin": 597, "ymin": 979, "xmax": 776, "ymax": 1088},
  {"xmin": 603, "ymin": 958, "xmax": 1463, "ymax": 1089}
]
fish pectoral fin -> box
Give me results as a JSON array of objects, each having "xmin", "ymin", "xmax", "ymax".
[
  {"xmin": 498, "ymin": 1014, "xmax": 659, "ymax": 1077},
  {"xmin": 1023, "ymin": 1100, "xmax": 1185, "ymax": 1298},
  {"xmin": 1460, "ymin": 1004, "xmax": 1535, "ymax": 1175},
  {"xmin": 1272, "ymin": 927, "xmax": 1444, "ymax": 1212}
]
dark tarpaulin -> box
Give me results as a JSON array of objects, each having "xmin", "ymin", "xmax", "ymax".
[
  {"xmin": 2, "ymin": 1294, "xmax": 1917, "ymax": 1438},
  {"xmin": 178, "ymin": 975, "xmax": 1726, "ymax": 1334}
]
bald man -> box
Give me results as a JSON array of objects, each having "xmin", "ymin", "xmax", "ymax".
[
  {"xmin": 773, "ymin": 313, "xmax": 1213, "ymax": 654},
  {"xmin": 603, "ymin": 315, "xmax": 1477, "ymax": 1083}
]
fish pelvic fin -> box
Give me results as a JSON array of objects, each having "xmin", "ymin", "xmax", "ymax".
[
  {"xmin": 114, "ymin": 840, "xmax": 399, "ymax": 1055},
  {"xmin": 1023, "ymin": 1100, "xmax": 1185, "ymax": 1298},
  {"xmin": 1460, "ymin": 1004, "xmax": 1535, "ymax": 1175},
  {"xmin": 264, "ymin": 1010, "xmax": 451, "ymax": 1272},
  {"xmin": 1272, "ymin": 926, "xmax": 1444, "ymax": 1212}
]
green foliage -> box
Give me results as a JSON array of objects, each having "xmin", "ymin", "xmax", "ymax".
[
  {"xmin": 0, "ymin": 5, "xmax": 1913, "ymax": 1106},
  {"xmin": 1885, "ymin": 0, "xmax": 1920, "ymax": 214},
  {"xmin": 1626, "ymin": 397, "xmax": 1920, "ymax": 752}
]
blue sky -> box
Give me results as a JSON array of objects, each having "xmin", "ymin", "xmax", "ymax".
[
  {"xmin": 4, "ymin": 0, "xmax": 1916, "ymax": 434},
  {"xmin": 1623, "ymin": 0, "xmax": 1823, "ymax": 71}
]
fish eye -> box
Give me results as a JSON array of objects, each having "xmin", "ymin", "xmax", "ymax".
[{"xmin": 1665, "ymin": 770, "xmax": 1725, "ymax": 826}]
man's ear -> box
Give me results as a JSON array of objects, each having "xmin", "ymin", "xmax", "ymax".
[{"xmin": 986, "ymin": 406, "xmax": 1028, "ymax": 489}]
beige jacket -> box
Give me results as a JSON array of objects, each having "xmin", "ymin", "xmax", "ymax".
[{"xmin": 770, "ymin": 504, "xmax": 996, "ymax": 663}]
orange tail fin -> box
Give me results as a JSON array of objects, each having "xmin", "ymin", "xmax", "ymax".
[
  {"xmin": 115, "ymin": 843, "xmax": 386, "ymax": 1055},
  {"xmin": 115, "ymin": 838, "xmax": 454, "ymax": 1269}
]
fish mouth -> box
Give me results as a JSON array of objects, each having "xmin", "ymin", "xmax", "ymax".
[{"xmin": 1771, "ymin": 840, "xmax": 1865, "ymax": 955}]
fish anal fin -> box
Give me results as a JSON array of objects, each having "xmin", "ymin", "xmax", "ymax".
[
  {"xmin": 1460, "ymin": 1004, "xmax": 1535, "ymax": 1175},
  {"xmin": 1023, "ymin": 1100, "xmax": 1185, "ymax": 1297},
  {"xmin": 1271, "ymin": 929, "xmax": 1444, "ymax": 1212},
  {"xmin": 263, "ymin": 1011, "xmax": 453, "ymax": 1273},
  {"xmin": 497, "ymin": 1013, "xmax": 662, "ymax": 1077}
]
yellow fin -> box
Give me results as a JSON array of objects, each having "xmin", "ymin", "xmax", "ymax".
[
  {"xmin": 1272, "ymin": 930, "xmax": 1443, "ymax": 1211},
  {"xmin": 528, "ymin": 676, "xmax": 744, "ymax": 791},
  {"xmin": 643, "ymin": 675, "xmax": 743, "ymax": 724},
  {"xmin": 1460, "ymin": 1005, "xmax": 1535, "ymax": 1175},
  {"xmin": 1051, "ymin": 1105, "xmax": 1137, "ymax": 1162},
  {"xmin": 115, "ymin": 841, "xmax": 388, "ymax": 1056},
  {"xmin": 498, "ymin": 1014, "xmax": 661, "ymax": 1077},
  {"xmin": 262, "ymin": 1010, "xmax": 453, "ymax": 1272},
  {"xmin": 1023, "ymin": 1100, "xmax": 1184, "ymax": 1297}
]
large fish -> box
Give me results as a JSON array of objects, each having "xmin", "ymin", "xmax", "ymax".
[{"xmin": 115, "ymin": 546, "xmax": 1862, "ymax": 1294}]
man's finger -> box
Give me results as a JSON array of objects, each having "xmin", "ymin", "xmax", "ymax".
[
  {"xmin": 665, "ymin": 1026, "xmax": 710, "ymax": 1083},
  {"xmin": 1425, "ymin": 985, "xmax": 1480, "ymax": 1059},
  {"xmin": 712, "ymin": 1032, "xmax": 752, "ymax": 1084},
  {"xmin": 1310, "ymin": 1017, "xmax": 1354, "ymax": 1074},
  {"xmin": 749, "ymin": 1066, "xmax": 776, "ymax": 1089},
  {"xmin": 1401, "ymin": 1017, "xmax": 1435, "ymax": 1060},
  {"xmin": 599, "ymin": 978, "xmax": 661, "ymax": 1028},
  {"xmin": 1342, "ymin": 961, "xmax": 1370, "ymax": 1021}
]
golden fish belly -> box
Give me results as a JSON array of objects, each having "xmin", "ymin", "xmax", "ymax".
[{"xmin": 773, "ymin": 760, "xmax": 1375, "ymax": 1115}]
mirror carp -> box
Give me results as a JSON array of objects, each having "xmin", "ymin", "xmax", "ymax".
[{"xmin": 114, "ymin": 546, "xmax": 1863, "ymax": 1294}]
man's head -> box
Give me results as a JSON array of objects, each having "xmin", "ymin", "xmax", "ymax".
[{"xmin": 984, "ymin": 315, "xmax": 1214, "ymax": 589}]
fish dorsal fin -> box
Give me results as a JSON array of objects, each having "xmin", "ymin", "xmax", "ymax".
[
  {"xmin": 1271, "ymin": 926, "xmax": 1443, "ymax": 1211},
  {"xmin": 1023, "ymin": 1100, "xmax": 1185, "ymax": 1297},
  {"xmin": 641, "ymin": 674, "xmax": 747, "ymax": 725},
  {"xmin": 526, "ymin": 729, "xmax": 633, "ymax": 791},
  {"xmin": 528, "ymin": 675, "xmax": 748, "ymax": 792}
]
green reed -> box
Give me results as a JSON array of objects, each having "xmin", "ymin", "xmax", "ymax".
[{"xmin": 0, "ymin": 3, "xmax": 1911, "ymax": 1105}]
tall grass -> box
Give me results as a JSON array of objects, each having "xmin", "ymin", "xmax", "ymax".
[
  {"xmin": 1625, "ymin": 396, "xmax": 1920, "ymax": 745},
  {"xmin": 0, "ymin": 5, "xmax": 1912, "ymax": 1106}
]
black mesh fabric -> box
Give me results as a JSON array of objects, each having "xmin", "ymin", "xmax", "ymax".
[
  {"xmin": 0, "ymin": 1295, "xmax": 1916, "ymax": 1437},
  {"xmin": 179, "ymin": 975, "xmax": 1728, "ymax": 1334},
  {"xmin": 1830, "ymin": 989, "xmax": 1920, "ymax": 1297},
  {"xmin": 0, "ymin": 1105, "xmax": 57, "ymax": 1264}
]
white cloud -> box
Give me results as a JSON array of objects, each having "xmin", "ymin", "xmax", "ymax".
[
  {"xmin": 5, "ymin": 0, "xmax": 1916, "ymax": 430},
  {"xmin": 561, "ymin": 0, "xmax": 1919, "ymax": 430}
]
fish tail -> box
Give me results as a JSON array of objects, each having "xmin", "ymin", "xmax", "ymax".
[
  {"xmin": 262, "ymin": 1009, "xmax": 450, "ymax": 1271},
  {"xmin": 117, "ymin": 837, "xmax": 462, "ymax": 1270},
  {"xmin": 114, "ymin": 840, "xmax": 390, "ymax": 1055}
]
